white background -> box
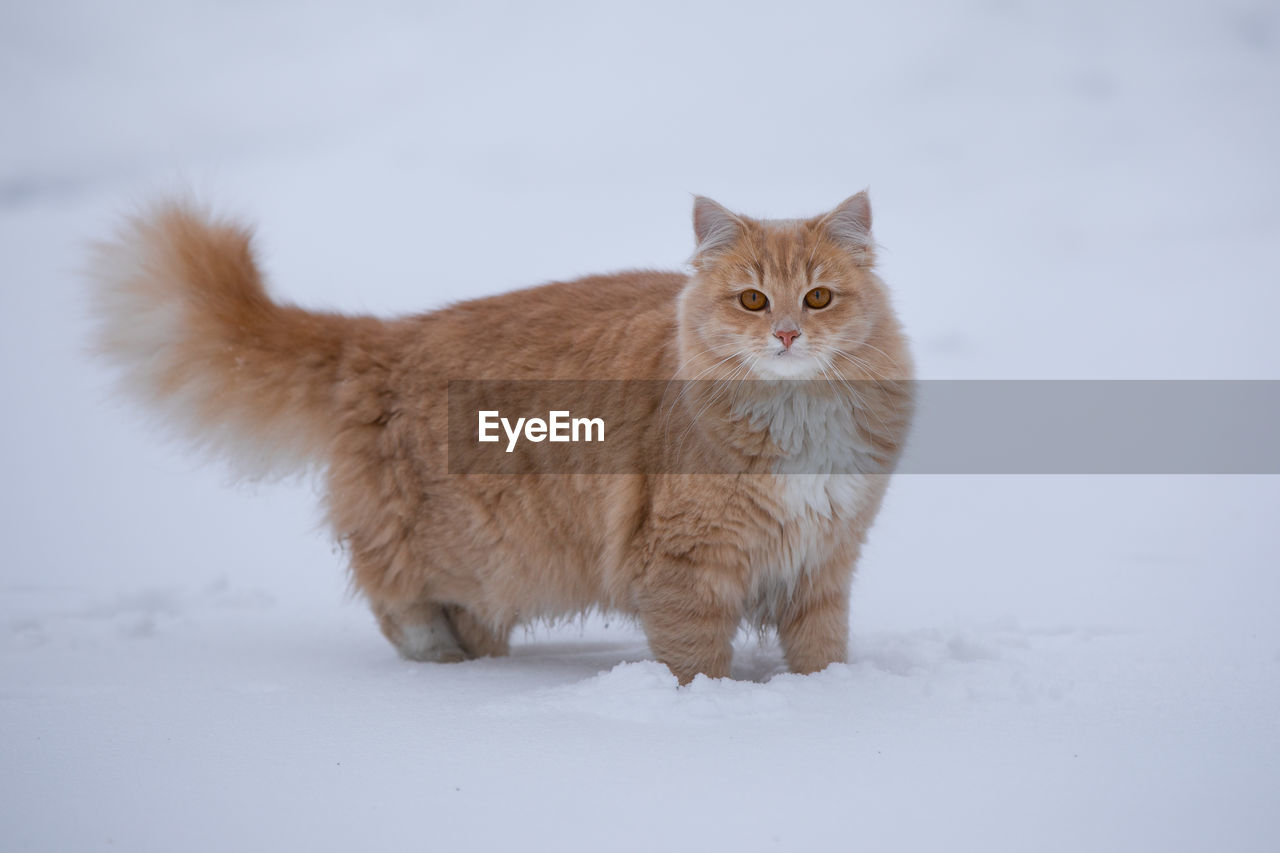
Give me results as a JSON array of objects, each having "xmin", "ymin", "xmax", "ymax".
[{"xmin": 2, "ymin": 1, "xmax": 1277, "ymax": 850}]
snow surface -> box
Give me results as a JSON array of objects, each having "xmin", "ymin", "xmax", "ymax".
[{"xmin": 2, "ymin": 1, "xmax": 1278, "ymax": 850}]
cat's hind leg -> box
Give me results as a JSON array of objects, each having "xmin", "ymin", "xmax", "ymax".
[
  {"xmin": 374, "ymin": 600, "xmax": 466, "ymax": 663},
  {"xmin": 442, "ymin": 604, "xmax": 512, "ymax": 659}
]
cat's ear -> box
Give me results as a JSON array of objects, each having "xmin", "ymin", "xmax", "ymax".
[
  {"xmin": 821, "ymin": 190, "xmax": 875, "ymax": 265},
  {"xmin": 692, "ymin": 196, "xmax": 742, "ymax": 258}
]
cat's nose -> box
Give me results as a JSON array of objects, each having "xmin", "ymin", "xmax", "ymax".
[{"xmin": 775, "ymin": 329, "xmax": 801, "ymax": 349}]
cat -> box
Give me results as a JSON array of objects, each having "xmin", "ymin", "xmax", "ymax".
[{"xmin": 89, "ymin": 192, "xmax": 914, "ymax": 684}]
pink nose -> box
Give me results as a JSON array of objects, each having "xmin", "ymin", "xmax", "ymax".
[{"xmin": 775, "ymin": 329, "xmax": 800, "ymax": 349}]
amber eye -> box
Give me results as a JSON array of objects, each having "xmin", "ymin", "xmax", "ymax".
[
  {"xmin": 804, "ymin": 287, "xmax": 832, "ymax": 309},
  {"xmin": 739, "ymin": 289, "xmax": 768, "ymax": 311}
]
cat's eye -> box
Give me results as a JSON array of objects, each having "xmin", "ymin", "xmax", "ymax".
[
  {"xmin": 804, "ymin": 287, "xmax": 832, "ymax": 309},
  {"xmin": 739, "ymin": 289, "xmax": 768, "ymax": 311}
]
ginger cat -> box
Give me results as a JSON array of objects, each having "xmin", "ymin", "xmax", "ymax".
[{"xmin": 90, "ymin": 192, "xmax": 914, "ymax": 683}]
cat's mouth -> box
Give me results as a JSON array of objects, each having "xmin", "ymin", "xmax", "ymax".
[
  {"xmin": 756, "ymin": 348, "xmax": 819, "ymax": 379},
  {"xmin": 773, "ymin": 341, "xmax": 811, "ymax": 361}
]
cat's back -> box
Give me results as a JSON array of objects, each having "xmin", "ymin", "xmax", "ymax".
[{"xmin": 415, "ymin": 269, "xmax": 687, "ymax": 380}]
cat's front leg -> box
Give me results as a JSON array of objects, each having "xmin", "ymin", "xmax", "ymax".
[
  {"xmin": 636, "ymin": 567, "xmax": 743, "ymax": 685},
  {"xmin": 777, "ymin": 576, "xmax": 851, "ymax": 675}
]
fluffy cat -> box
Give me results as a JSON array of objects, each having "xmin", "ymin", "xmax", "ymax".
[{"xmin": 89, "ymin": 192, "xmax": 914, "ymax": 683}]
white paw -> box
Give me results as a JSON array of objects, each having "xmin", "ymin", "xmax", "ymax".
[{"xmin": 395, "ymin": 612, "xmax": 465, "ymax": 663}]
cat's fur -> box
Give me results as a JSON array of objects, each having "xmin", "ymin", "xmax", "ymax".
[{"xmin": 89, "ymin": 192, "xmax": 914, "ymax": 683}]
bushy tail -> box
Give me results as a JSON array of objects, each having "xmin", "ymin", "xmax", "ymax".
[{"xmin": 89, "ymin": 202, "xmax": 386, "ymax": 478}]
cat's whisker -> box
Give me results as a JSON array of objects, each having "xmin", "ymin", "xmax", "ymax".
[
  {"xmin": 671, "ymin": 355, "xmax": 757, "ymax": 461},
  {"xmin": 815, "ymin": 356, "xmax": 865, "ymax": 409},
  {"xmin": 820, "ymin": 335, "xmax": 905, "ymax": 373},
  {"xmin": 830, "ymin": 352, "xmax": 876, "ymax": 379},
  {"xmin": 660, "ymin": 343, "xmax": 742, "ymax": 412},
  {"xmin": 821, "ymin": 351, "xmax": 895, "ymax": 436},
  {"xmin": 821, "ymin": 342, "xmax": 883, "ymax": 379},
  {"xmin": 853, "ymin": 341, "xmax": 904, "ymax": 370},
  {"xmin": 659, "ymin": 345, "xmax": 752, "ymax": 444}
]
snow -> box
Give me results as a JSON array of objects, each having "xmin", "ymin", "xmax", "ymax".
[{"xmin": 2, "ymin": 1, "xmax": 1278, "ymax": 850}]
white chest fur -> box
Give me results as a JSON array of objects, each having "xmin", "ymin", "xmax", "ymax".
[
  {"xmin": 734, "ymin": 387, "xmax": 877, "ymax": 484},
  {"xmin": 733, "ymin": 389, "xmax": 877, "ymax": 616},
  {"xmin": 778, "ymin": 472, "xmax": 869, "ymax": 522}
]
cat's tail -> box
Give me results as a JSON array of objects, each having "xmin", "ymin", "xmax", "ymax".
[{"xmin": 88, "ymin": 201, "xmax": 393, "ymax": 478}]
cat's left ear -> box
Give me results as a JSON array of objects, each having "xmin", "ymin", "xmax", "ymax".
[{"xmin": 821, "ymin": 190, "xmax": 875, "ymax": 266}]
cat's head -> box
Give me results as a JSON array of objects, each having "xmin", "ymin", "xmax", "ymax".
[{"xmin": 678, "ymin": 192, "xmax": 900, "ymax": 381}]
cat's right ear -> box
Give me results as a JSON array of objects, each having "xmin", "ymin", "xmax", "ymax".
[{"xmin": 692, "ymin": 196, "xmax": 742, "ymax": 259}]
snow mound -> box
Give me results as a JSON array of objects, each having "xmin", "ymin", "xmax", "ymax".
[{"xmin": 490, "ymin": 660, "xmax": 794, "ymax": 722}]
